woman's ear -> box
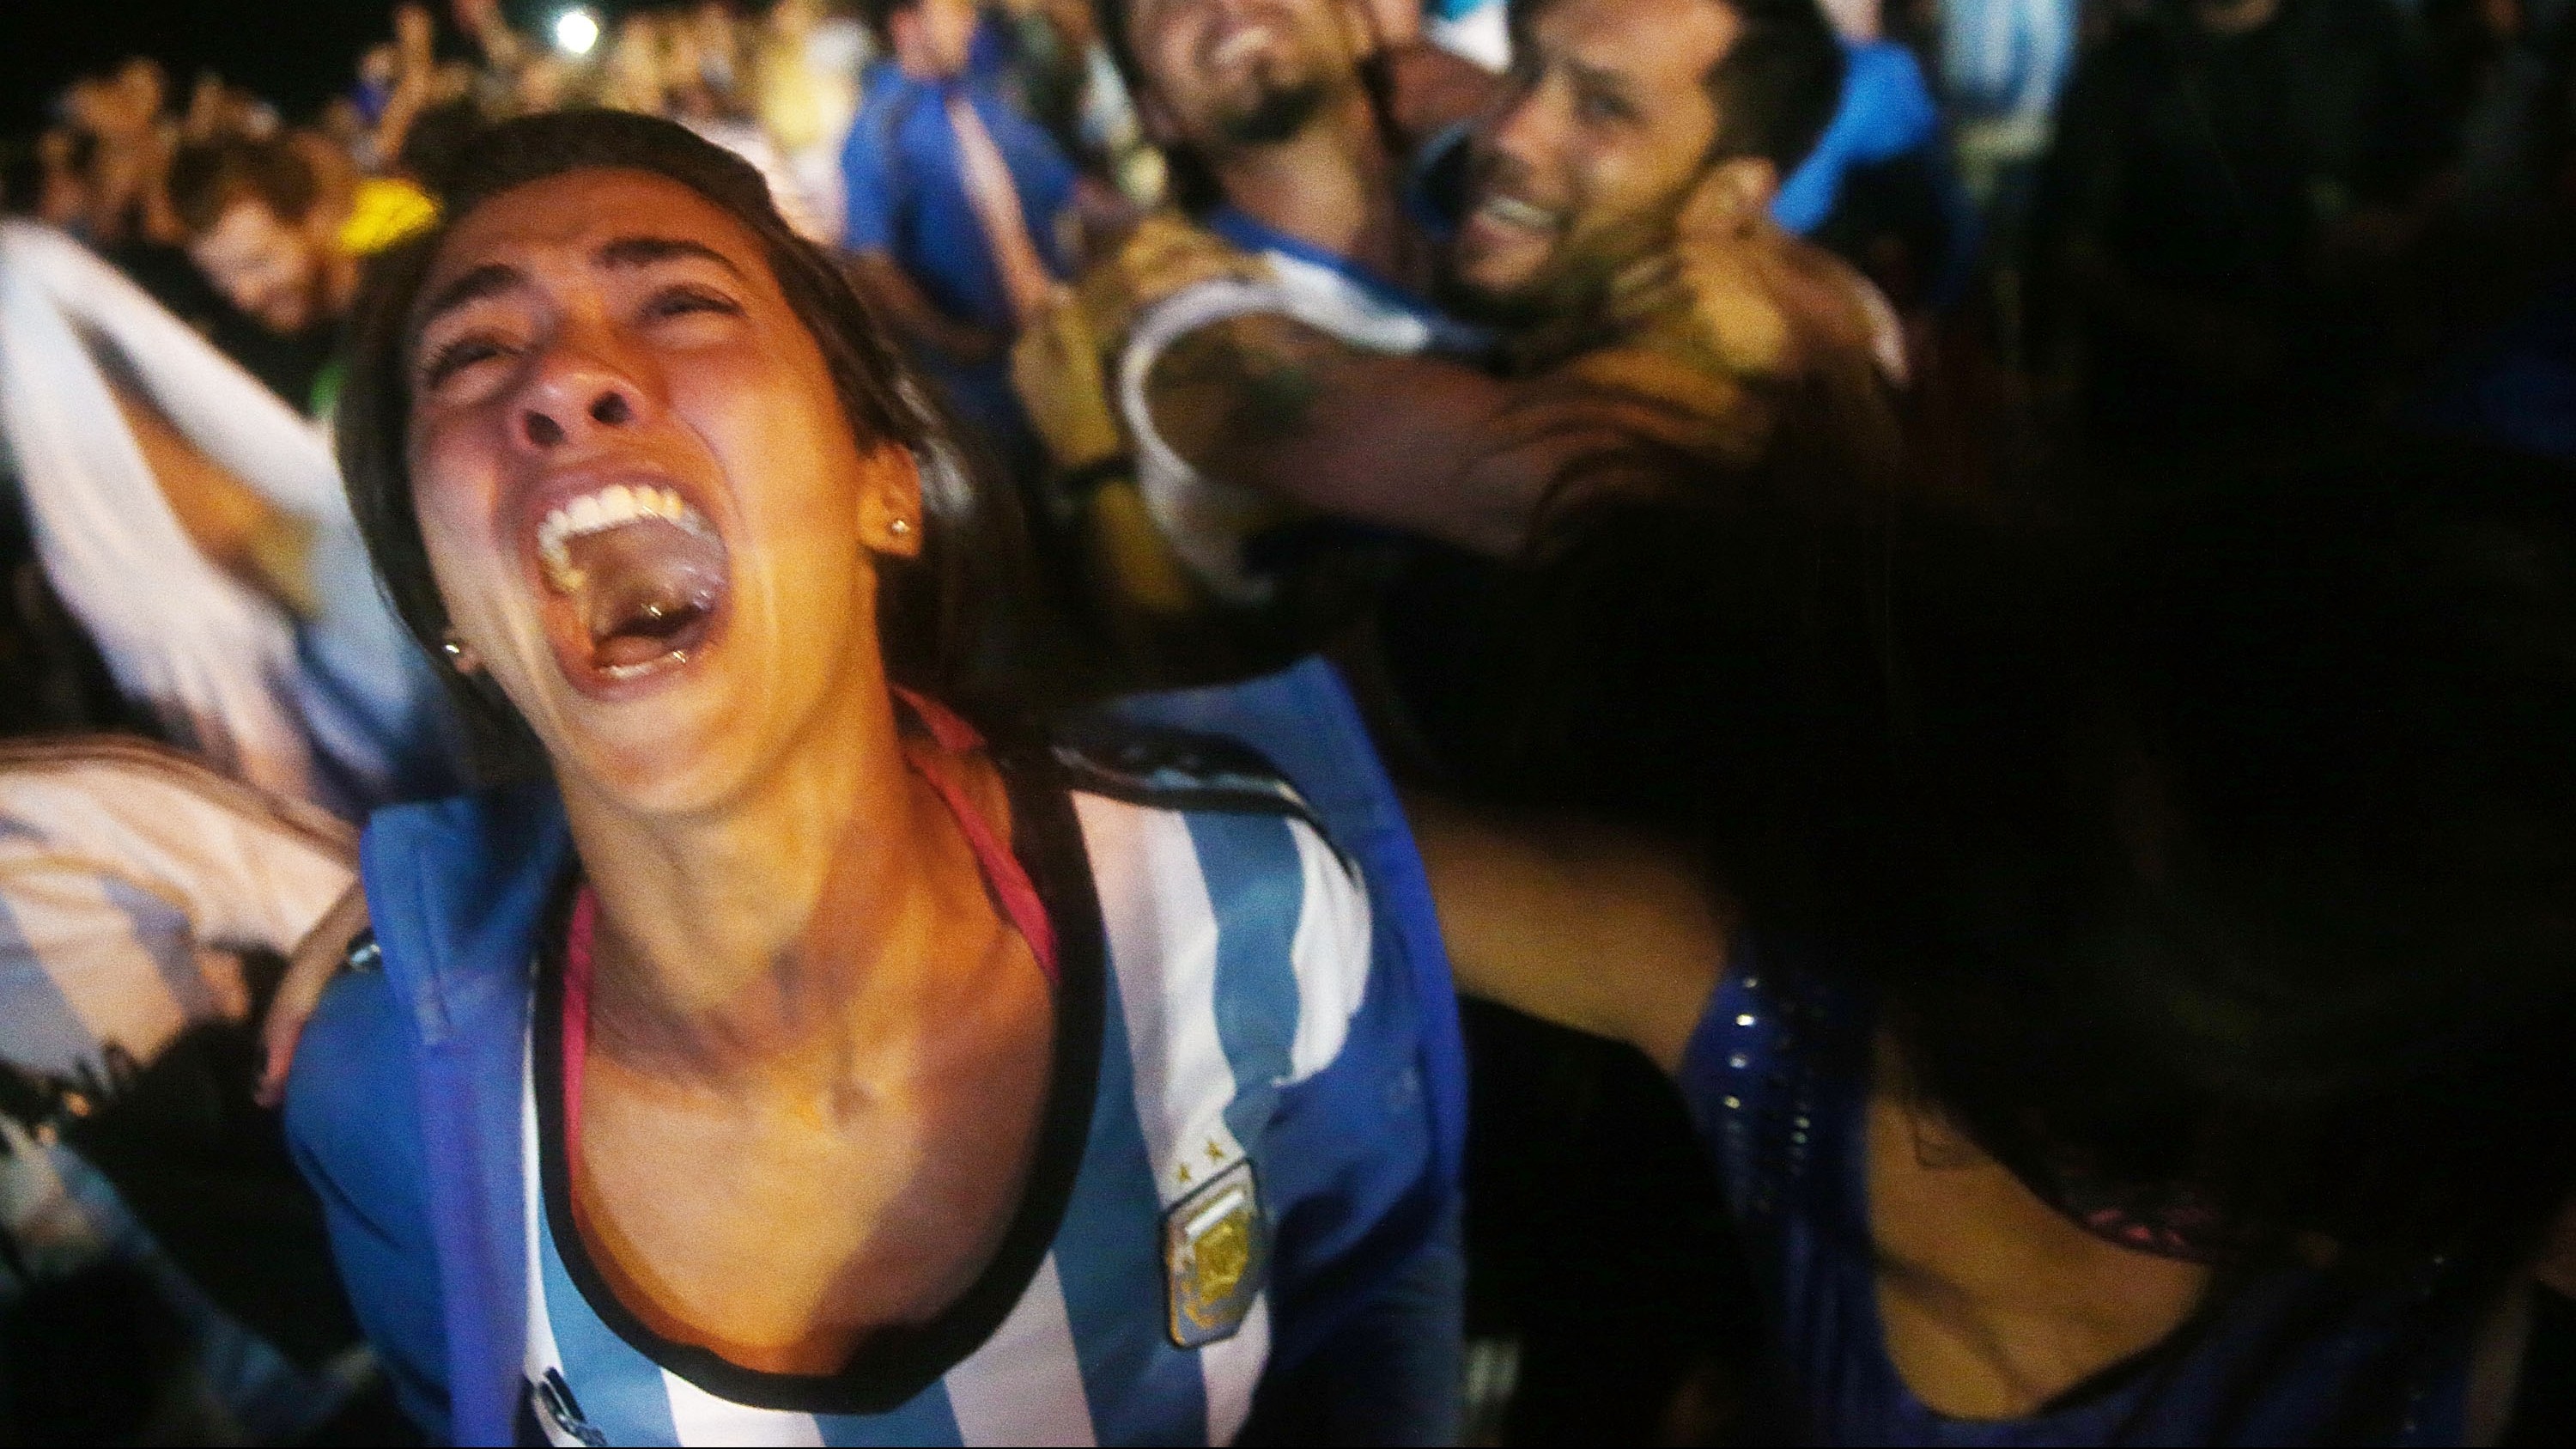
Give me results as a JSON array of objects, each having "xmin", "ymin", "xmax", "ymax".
[
  {"xmin": 440, "ymin": 629, "xmax": 486, "ymax": 675},
  {"xmin": 858, "ymin": 442, "xmax": 927, "ymax": 558}
]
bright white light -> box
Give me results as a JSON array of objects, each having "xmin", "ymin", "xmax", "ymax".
[{"xmin": 552, "ymin": 7, "xmax": 601, "ymax": 55}]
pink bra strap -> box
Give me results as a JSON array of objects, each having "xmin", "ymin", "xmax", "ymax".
[
  {"xmin": 563, "ymin": 888, "xmax": 598, "ymax": 1148},
  {"xmin": 890, "ymin": 685, "xmax": 987, "ymax": 758},
  {"xmin": 890, "ymin": 688, "xmax": 1059, "ymax": 985}
]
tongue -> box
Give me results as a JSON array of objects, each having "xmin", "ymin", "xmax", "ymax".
[{"xmin": 558, "ymin": 518, "xmax": 728, "ymax": 670}]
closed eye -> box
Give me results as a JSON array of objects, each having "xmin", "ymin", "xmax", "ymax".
[
  {"xmin": 642, "ymin": 285, "xmax": 744, "ymax": 322},
  {"xmin": 419, "ymin": 333, "xmax": 517, "ymax": 391},
  {"xmin": 1574, "ymin": 83, "xmax": 1638, "ymax": 125}
]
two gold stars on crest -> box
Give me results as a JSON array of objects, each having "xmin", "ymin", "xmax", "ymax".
[{"xmin": 1175, "ymin": 1137, "xmax": 1228, "ymax": 1186}]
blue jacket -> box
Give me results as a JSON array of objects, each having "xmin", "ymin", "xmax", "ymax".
[{"xmin": 284, "ymin": 660, "xmax": 1467, "ymax": 1444}]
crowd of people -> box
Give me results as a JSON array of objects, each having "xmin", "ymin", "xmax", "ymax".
[{"xmin": 1, "ymin": 0, "xmax": 2573, "ymax": 1442}]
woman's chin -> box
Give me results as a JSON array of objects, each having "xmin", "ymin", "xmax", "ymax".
[
  {"xmin": 525, "ymin": 615, "xmax": 779, "ymax": 813},
  {"xmin": 546, "ymin": 703, "xmax": 768, "ymax": 819}
]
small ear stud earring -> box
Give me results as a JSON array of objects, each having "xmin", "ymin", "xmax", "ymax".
[
  {"xmin": 441, "ymin": 639, "xmax": 465, "ymax": 658},
  {"xmin": 889, "ymin": 518, "xmax": 912, "ymax": 536}
]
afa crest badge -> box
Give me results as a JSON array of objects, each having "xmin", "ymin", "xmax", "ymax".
[{"xmin": 1163, "ymin": 1159, "xmax": 1267, "ymax": 1348}]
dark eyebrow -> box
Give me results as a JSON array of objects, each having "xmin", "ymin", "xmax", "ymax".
[
  {"xmin": 414, "ymin": 261, "xmax": 528, "ymax": 335},
  {"xmin": 595, "ymin": 236, "xmax": 747, "ymax": 277},
  {"xmin": 414, "ymin": 239, "xmax": 745, "ymax": 339},
  {"xmin": 1564, "ymin": 58, "xmax": 1636, "ymax": 100}
]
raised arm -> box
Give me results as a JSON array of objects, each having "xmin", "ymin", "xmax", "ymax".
[
  {"xmin": 1404, "ymin": 791, "xmax": 1727, "ymax": 1072},
  {"xmin": 1143, "ymin": 310, "xmax": 1679, "ymax": 558},
  {"xmin": 0, "ymin": 737, "xmax": 355, "ymax": 954},
  {"xmin": 848, "ymin": 250, "xmax": 1007, "ymax": 365},
  {"xmin": 111, "ymin": 380, "xmax": 320, "ymax": 618},
  {"xmin": 1133, "ymin": 210, "xmax": 1878, "ymax": 562}
]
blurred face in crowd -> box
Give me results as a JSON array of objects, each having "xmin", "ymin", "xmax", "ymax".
[
  {"xmin": 189, "ymin": 199, "xmax": 331, "ymax": 334},
  {"xmin": 404, "ymin": 170, "xmax": 921, "ymax": 815},
  {"xmin": 36, "ymin": 131, "xmax": 88, "ymax": 225},
  {"xmin": 67, "ymin": 69, "xmax": 157, "ymax": 143},
  {"xmin": 1453, "ymin": 0, "xmax": 1738, "ymax": 314},
  {"xmin": 1127, "ymin": 0, "xmax": 1372, "ymax": 149},
  {"xmin": 894, "ymin": 0, "xmax": 983, "ymax": 77},
  {"xmin": 115, "ymin": 58, "xmax": 167, "ymax": 129}
]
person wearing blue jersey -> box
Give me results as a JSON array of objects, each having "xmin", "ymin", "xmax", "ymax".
[
  {"xmin": 275, "ymin": 111, "xmax": 1464, "ymax": 1446},
  {"xmin": 841, "ymin": 0, "xmax": 1090, "ymax": 471},
  {"xmin": 1034, "ymin": 0, "xmax": 1899, "ymax": 585},
  {"xmin": 1004, "ymin": 0, "xmax": 1500, "ymax": 681}
]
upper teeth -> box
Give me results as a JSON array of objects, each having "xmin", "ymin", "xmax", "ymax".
[
  {"xmin": 537, "ymin": 484, "xmax": 709, "ymax": 586},
  {"xmin": 1479, "ymin": 195, "xmax": 1558, "ymax": 232},
  {"xmin": 1213, "ymin": 26, "xmax": 1270, "ymax": 64}
]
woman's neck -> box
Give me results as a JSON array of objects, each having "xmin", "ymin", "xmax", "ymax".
[{"xmin": 559, "ymin": 673, "xmax": 969, "ymax": 1085}]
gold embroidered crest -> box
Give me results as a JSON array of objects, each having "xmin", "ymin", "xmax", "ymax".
[{"xmin": 1163, "ymin": 1159, "xmax": 1267, "ymax": 1348}]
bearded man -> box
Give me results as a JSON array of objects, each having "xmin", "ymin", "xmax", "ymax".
[{"xmin": 1018, "ymin": 0, "xmax": 1902, "ymax": 694}]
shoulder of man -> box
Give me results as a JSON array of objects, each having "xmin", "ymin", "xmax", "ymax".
[
  {"xmin": 1596, "ymin": 225, "xmax": 1905, "ymax": 393},
  {"xmin": 1070, "ymin": 210, "xmax": 1277, "ymax": 357}
]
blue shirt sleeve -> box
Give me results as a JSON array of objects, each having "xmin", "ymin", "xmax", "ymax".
[
  {"xmin": 1246, "ymin": 1202, "xmax": 1465, "ymax": 1442},
  {"xmin": 1255, "ymin": 966, "xmax": 1460, "ymax": 1436},
  {"xmin": 283, "ymin": 968, "xmax": 450, "ymax": 1436},
  {"xmin": 1103, "ymin": 659, "xmax": 1468, "ymax": 1190},
  {"xmin": 1773, "ymin": 40, "xmax": 1943, "ymax": 235},
  {"xmin": 839, "ymin": 80, "xmax": 905, "ymax": 254},
  {"xmin": 969, "ymin": 84, "xmax": 1081, "ymax": 274}
]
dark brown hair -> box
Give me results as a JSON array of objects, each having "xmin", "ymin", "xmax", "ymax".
[
  {"xmin": 337, "ymin": 110, "xmax": 1039, "ymax": 774},
  {"xmin": 167, "ymin": 137, "xmax": 321, "ymax": 238},
  {"xmin": 854, "ymin": 0, "xmax": 933, "ymax": 46},
  {"xmin": 1504, "ymin": 0, "xmax": 1848, "ymax": 176}
]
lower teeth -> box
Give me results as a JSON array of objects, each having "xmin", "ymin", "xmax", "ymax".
[{"xmin": 600, "ymin": 651, "xmax": 686, "ymax": 680}]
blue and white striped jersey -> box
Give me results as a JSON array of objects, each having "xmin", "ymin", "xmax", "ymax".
[
  {"xmin": 0, "ymin": 739, "xmax": 369, "ymax": 1442},
  {"xmin": 0, "ymin": 737, "xmax": 355, "ymax": 1080},
  {"xmin": 513, "ymin": 734, "xmax": 1428, "ymax": 1447}
]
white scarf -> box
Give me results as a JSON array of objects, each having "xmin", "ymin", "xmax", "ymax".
[{"xmin": 0, "ymin": 221, "xmax": 448, "ymax": 815}]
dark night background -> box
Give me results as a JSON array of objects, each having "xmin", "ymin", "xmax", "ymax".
[{"xmin": 0, "ymin": 0, "xmax": 586, "ymax": 144}]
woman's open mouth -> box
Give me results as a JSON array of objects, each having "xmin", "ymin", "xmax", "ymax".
[{"xmin": 532, "ymin": 481, "xmax": 731, "ymax": 689}]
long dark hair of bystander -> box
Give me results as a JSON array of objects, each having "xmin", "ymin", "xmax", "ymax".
[{"xmin": 1783, "ymin": 438, "xmax": 2576, "ymax": 1436}]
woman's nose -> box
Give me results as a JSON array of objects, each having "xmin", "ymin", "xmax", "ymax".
[
  {"xmin": 514, "ymin": 332, "xmax": 651, "ymax": 452},
  {"xmin": 521, "ymin": 385, "xmax": 638, "ymax": 449}
]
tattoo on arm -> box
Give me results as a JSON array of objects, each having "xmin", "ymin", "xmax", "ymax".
[
  {"xmin": 1145, "ymin": 312, "xmax": 1352, "ymax": 477},
  {"xmin": 1140, "ymin": 309, "xmax": 1536, "ymax": 556}
]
